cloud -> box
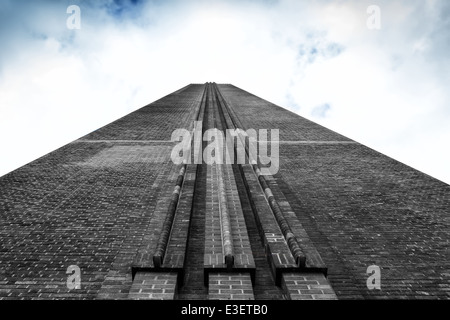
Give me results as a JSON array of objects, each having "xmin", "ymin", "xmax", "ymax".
[
  {"xmin": 0, "ymin": 0, "xmax": 449, "ymax": 184},
  {"xmin": 311, "ymin": 103, "xmax": 331, "ymax": 118}
]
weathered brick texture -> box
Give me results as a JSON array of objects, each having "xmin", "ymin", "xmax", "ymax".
[
  {"xmin": 208, "ymin": 273, "xmax": 254, "ymax": 300},
  {"xmin": 1, "ymin": 82, "xmax": 448, "ymax": 301},
  {"xmin": 0, "ymin": 84, "xmax": 204, "ymax": 300},
  {"xmin": 219, "ymin": 83, "xmax": 450, "ymax": 300},
  {"xmin": 128, "ymin": 272, "xmax": 177, "ymax": 300},
  {"xmin": 282, "ymin": 273, "xmax": 337, "ymax": 300}
]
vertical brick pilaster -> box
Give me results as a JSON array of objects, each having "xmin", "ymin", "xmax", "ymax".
[
  {"xmin": 208, "ymin": 273, "xmax": 254, "ymax": 300},
  {"xmin": 282, "ymin": 273, "xmax": 337, "ymax": 300},
  {"xmin": 128, "ymin": 272, "xmax": 177, "ymax": 300}
]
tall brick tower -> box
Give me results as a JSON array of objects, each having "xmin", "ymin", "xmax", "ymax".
[{"xmin": 0, "ymin": 83, "xmax": 448, "ymax": 300}]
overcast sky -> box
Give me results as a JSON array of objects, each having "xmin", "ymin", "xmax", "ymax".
[{"xmin": 0, "ymin": 0, "xmax": 449, "ymax": 184}]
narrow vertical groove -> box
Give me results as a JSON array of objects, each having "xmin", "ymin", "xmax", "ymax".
[
  {"xmin": 176, "ymin": 83, "xmax": 209, "ymax": 299},
  {"xmin": 255, "ymin": 166, "xmax": 306, "ymax": 267},
  {"xmin": 151, "ymin": 82, "xmax": 208, "ymax": 268},
  {"xmin": 152, "ymin": 164, "xmax": 187, "ymax": 267},
  {"xmin": 212, "ymin": 83, "xmax": 306, "ymax": 267},
  {"xmin": 217, "ymin": 164, "xmax": 234, "ymax": 268},
  {"xmin": 232, "ymin": 163, "xmax": 285, "ymax": 299}
]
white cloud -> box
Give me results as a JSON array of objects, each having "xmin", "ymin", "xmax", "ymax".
[
  {"xmin": 0, "ymin": 0, "xmax": 449, "ymax": 184},
  {"xmin": 280, "ymin": 0, "xmax": 450, "ymax": 184}
]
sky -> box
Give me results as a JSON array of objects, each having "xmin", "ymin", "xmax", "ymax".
[{"xmin": 0, "ymin": 0, "xmax": 449, "ymax": 184}]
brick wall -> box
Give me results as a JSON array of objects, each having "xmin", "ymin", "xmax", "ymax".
[
  {"xmin": 2, "ymin": 83, "xmax": 448, "ymax": 300},
  {"xmin": 128, "ymin": 272, "xmax": 177, "ymax": 300},
  {"xmin": 0, "ymin": 85, "xmax": 205, "ymax": 300},
  {"xmin": 208, "ymin": 273, "xmax": 254, "ymax": 300},
  {"xmin": 282, "ymin": 273, "xmax": 337, "ymax": 300},
  {"xmin": 219, "ymin": 83, "xmax": 450, "ymax": 299}
]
